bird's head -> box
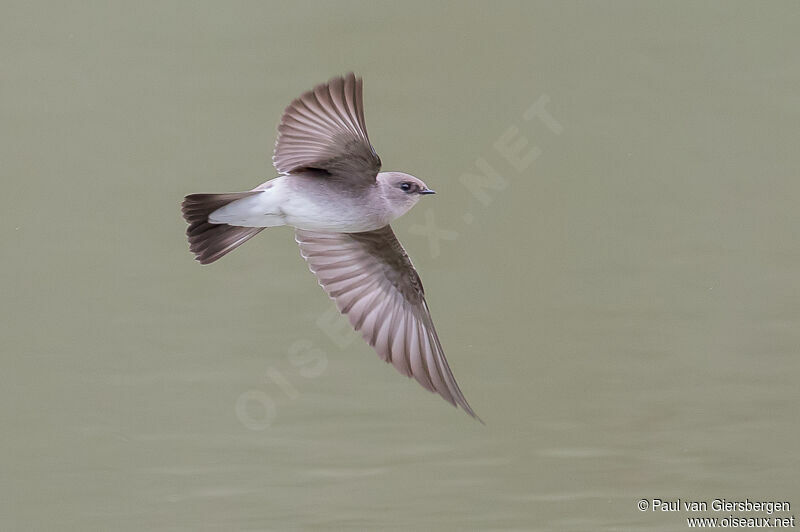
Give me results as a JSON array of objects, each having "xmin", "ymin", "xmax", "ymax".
[{"xmin": 377, "ymin": 171, "xmax": 436, "ymax": 219}]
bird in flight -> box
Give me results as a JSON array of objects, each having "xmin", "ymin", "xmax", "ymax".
[{"xmin": 181, "ymin": 73, "xmax": 479, "ymax": 420}]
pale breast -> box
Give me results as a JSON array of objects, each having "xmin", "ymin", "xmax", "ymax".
[{"xmin": 281, "ymin": 176, "xmax": 390, "ymax": 232}]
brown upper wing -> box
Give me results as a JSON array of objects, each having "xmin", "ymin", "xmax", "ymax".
[
  {"xmin": 295, "ymin": 226, "xmax": 480, "ymax": 420},
  {"xmin": 273, "ymin": 73, "xmax": 381, "ymax": 185}
]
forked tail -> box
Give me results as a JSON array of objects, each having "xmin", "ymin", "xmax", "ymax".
[{"xmin": 181, "ymin": 192, "xmax": 264, "ymax": 264}]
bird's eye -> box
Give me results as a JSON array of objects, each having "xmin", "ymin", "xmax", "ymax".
[{"xmin": 400, "ymin": 182, "xmax": 412, "ymax": 192}]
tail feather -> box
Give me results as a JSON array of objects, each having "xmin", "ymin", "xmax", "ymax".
[{"xmin": 181, "ymin": 192, "xmax": 264, "ymax": 264}]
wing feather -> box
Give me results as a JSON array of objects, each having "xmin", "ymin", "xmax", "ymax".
[
  {"xmin": 273, "ymin": 73, "xmax": 381, "ymax": 184},
  {"xmin": 295, "ymin": 226, "xmax": 480, "ymax": 420}
]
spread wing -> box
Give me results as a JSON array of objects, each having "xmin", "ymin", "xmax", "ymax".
[
  {"xmin": 273, "ymin": 73, "xmax": 381, "ymax": 185},
  {"xmin": 295, "ymin": 226, "xmax": 480, "ymax": 420}
]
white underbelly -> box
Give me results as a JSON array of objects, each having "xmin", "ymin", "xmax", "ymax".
[
  {"xmin": 283, "ymin": 196, "xmax": 384, "ymax": 232},
  {"xmin": 209, "ymin": 176, "xmax": 387, "ymax": 232},
  {"xmin": 208, "ymin": 189, "xmax": 285, "ymax": 227}
]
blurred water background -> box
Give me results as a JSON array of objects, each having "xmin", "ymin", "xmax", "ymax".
[{"xmin": 2, "ymin": 2, "xmax": 798, "ymax": 530}]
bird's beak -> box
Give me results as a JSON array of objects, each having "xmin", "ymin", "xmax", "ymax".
[{"xmin": 419, "ymin": 188, "xmax": 436, "ymax": 195}]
